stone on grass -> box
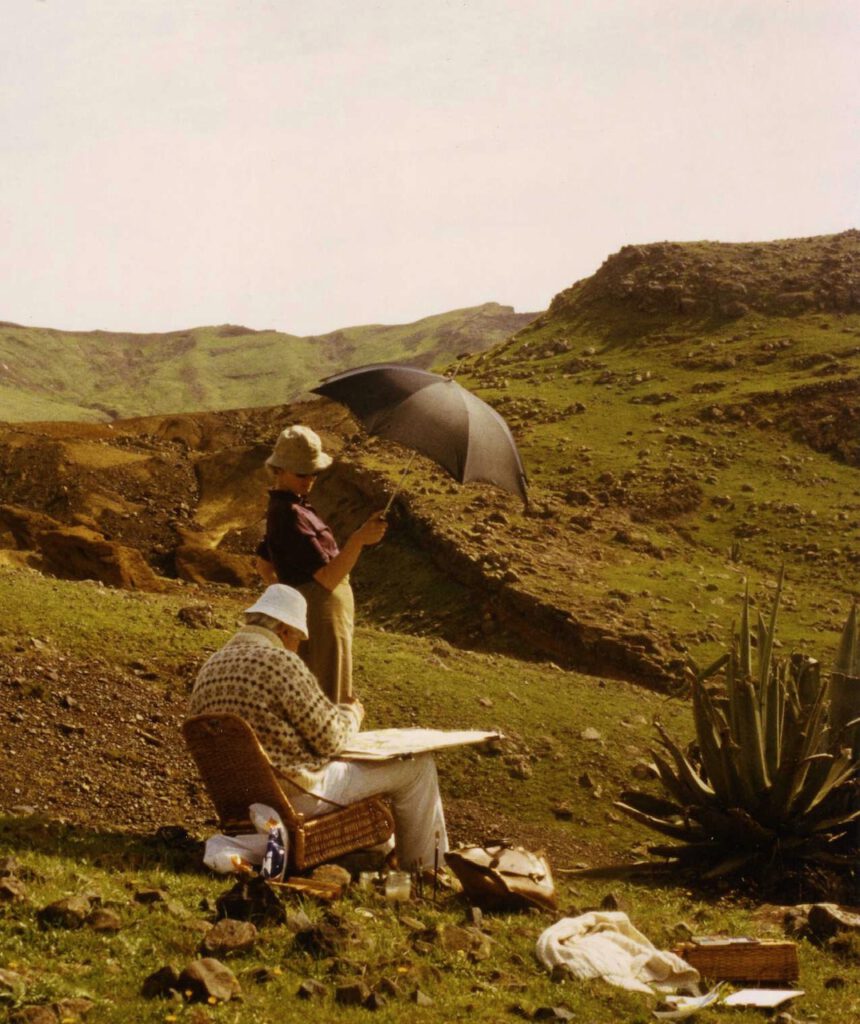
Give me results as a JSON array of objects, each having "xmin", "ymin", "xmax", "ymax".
[
  {"xmin": 807, "ymin": 903, "xmax": 860, "ymax": 939},
  {"xmin": 364, "ymin": 991, "xmax": 387, "ymax": 1011},
  {"xmin": 9, "ymin": 1008, "xmax": 58, "ymax": 1024},
  {"xmin": 53, "ymin": 997, "xmax": 94, "ymax": 1020},
  {"xmin": 177, "ymin": 958, "xmax": 241, "ymax": 1003},
  {"xmin": 580, "ymin": 727, "xmax": 602, "ymax": 742},
  {"xmin": 0, "ymin": 968, "xmax": 25, "ymax": 997},
  {"xmin": 534, "ymin": 1006, "xmax": 575, "ymax": 1021},
  {"xmin": 285, "ymin": 908, "xmax": 313, "ymax": 933},
  {"xmin": 133, "ymin": 887, "xmax": 169, "ymax": 905},
  {"xmin": 0, "ymin": 855, "xmax": 22, "ymax": 876},
  {"xmin": 37, "ymin": 895, "xmax": 92, "ymax": 929},
  {"xmin": 201, "ymin": 918, "xmax": 257, "ymax": 956},
  {"xmin": 87, "ymin": 908, "xmax": 122, "ymax": 932},
  {"xmin": 141, "ymin": 965, "xmax": 180, "ymax": 999},
  {"xmin": 215, "ymin": 877, "xmax": 285, "ymax": 927},
  {"xmin": 0, "ymin": 878, "xmax": 28, "ymax": 903},
  {"xmin": 297, "ymin": 979, "xmax": 327, "ymax": 1000},
  {"xmin": 411, "ymin": 988, "xmax": 433, "ymax": 1007},
  {"xmin": 312, "ymin": 864, "xmax": 351, "ymax": 887},
  {"xmin": 437, "ymin": 923, "xmax": 492, "ymax": 960},
  {"xmin": 335, "ymin": 980, "xmax": 371, "ymax": 1006}
]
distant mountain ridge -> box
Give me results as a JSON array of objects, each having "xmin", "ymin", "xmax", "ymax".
[{"xmin": 0, "ymin": 302, "xmax": 536, "ymax": 423}]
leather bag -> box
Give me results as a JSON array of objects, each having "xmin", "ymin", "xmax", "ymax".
[{"xmin": 445, "ymin": 844, "xmax": 557, "ymax": 912}]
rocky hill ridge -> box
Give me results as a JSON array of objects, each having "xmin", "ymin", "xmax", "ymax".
[{"xmin": 548, "ymin": 228, "xmax": 860, "ymax": 321}]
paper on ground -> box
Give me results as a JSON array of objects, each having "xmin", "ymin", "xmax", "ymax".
[
  {"xmin": 653, "ymin": 984, "xmax": 726, "ymax": 1019},
  {"xmin": 339, "ymin": 727, "xmax": 501, "ymax": 760},
  {"xmin": 722, "ymin": 989, "xmax": 804, "ymax": 1008}
]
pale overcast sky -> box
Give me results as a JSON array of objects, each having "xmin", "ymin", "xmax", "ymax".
[{"xmin": 1, "ymin": 0, "xmax": 857, "ymax": 335}]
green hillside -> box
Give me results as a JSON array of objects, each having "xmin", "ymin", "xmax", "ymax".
[{"xmin": 0, "ymin": 304, "xmax": 534, "ymax": 422}]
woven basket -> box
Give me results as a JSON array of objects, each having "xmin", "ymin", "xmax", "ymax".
[
  {"xmin": 293, "ymin": 798, "xmax": 394, "ymax": 871},
  {"xmin": 183, "ymin": 713, "xmax": 394, "ymax": 871},
  {"xmin": 676, "ymin": 940, "xmax": 799, "ymax": 982}
]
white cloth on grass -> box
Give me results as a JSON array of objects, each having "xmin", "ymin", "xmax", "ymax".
[{"xmin": 536, "ymin": 911, "xmax": 700, "ymax": 995}]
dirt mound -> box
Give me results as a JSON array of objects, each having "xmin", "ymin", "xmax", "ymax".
[{"xmin": 549, "ymin": 229, "xmax": 860, "ymax": 321}]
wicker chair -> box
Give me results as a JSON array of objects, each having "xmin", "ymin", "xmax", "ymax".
[{"xmin": 182, "ymin": 712, "xmax": 394, "ymax": 872}]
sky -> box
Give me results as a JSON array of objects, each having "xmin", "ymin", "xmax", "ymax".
[{"xmin": 1, "ymin": 0, "xmax": 858, "ymax": 336}]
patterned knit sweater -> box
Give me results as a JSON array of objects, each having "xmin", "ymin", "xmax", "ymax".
[{"xmin": 188, "ymin": 626, "xmax": 362, "ymax": 778}]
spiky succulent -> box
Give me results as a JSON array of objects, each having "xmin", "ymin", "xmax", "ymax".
[{"xmin": 617, "ymin": 571, "xmax": 859, "ymax": 879}]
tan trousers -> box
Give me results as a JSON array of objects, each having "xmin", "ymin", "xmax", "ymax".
[{"xmin": 297, "ymin": 578, "xmax": 354, "ymax": 704}]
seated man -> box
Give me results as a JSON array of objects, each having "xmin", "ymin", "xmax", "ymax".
[{"xmin": 188, "ymin": 583, "xmax": 448, "ymax": 870}]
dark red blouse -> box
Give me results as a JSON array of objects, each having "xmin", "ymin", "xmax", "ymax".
[{"xmin": 258, "ymin": 490, "xmax": 340, "ymax": 586}]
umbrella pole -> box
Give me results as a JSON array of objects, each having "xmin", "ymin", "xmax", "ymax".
[{"xmin": 383, "ymin": 450, "xmax": 418, "ymax": 515}]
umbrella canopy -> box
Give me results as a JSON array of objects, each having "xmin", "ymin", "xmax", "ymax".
[{"xmin": 312, "ymin": 363, "xmax": 528, "ymax": 504}]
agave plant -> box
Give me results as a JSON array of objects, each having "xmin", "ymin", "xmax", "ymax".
[{"xmin": 617, "ymin": 571, "xmax": 859, "ymax": 879}]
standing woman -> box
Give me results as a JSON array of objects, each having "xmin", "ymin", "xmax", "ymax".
[{"xmin": 256, "ymin": 425, "xmax": 387, "ymax": 704}]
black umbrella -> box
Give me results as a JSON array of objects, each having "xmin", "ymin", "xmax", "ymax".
[{"xmin": 311, "ymin": 363, "xmax": 528, "ymax": 507}]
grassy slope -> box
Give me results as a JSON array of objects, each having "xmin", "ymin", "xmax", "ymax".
[
  {"xmin": 0, "ymin": 569, "xmax": 856, "ymax": 1023},
  {"xmin": 450, "ymin": 302, "xmax": 859, "ymax": 670},
  {"xmin": 0, "ymin": 304, "xmax": 533, "ymax": 422}
]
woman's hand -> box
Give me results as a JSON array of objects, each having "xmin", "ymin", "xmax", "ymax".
[{"xmin": 354, "ymin": 512, "xmax": 388, "ymax": 547}]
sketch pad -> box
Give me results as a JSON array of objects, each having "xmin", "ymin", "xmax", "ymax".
[{"xmin": 339, "ymin": 728, "xmax": 502, "ymax": 760}]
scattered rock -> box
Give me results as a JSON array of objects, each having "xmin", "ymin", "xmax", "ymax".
[
  {"xmin": 599, "ymin": 892, "xmax": 622, "ymax": 912},
  {"xmin": 215, "ymin": 876, "xmax": 285, "ymax": 927},
  {"xmin": 201, "ymin": 918, "xmax": 258, "ymax": 956},
  {"xmin": 551, "ymin": 804, "xmax": 574, "ymax": 821},
  {"xmin": 580, "ymin": 728, "xmax": 602, "ymax": 742},
  {"xmin": 285, "ymin": 908, "xmax": 313, "ymax": 933},
  {"xmin": 824, "ymin": 975, "xmax": 847, "ymax": 989},
  {"xmin": 436, "ymin": 923, "xmax": 492, "ymax": 960},
  {"xmin": 0, "ymin": 968, "xmax": 25, "ymax": 997},
  {"xmin": 141, "ymin": 965, "xmax": 180, "ymax": 999},
  {"xmin": 296, "ymin": 978, "xmax": 328, "ymax": 1000},
  {"xmin": 311, "ymin": 863, "xmax": 352, "ymax": 888},
  {"xmin": 335, "ymin": 980, "xmax": 371, "ymax": 1006},
  {"xmin": 52, "ymin": 997, "xmax": 94, "ymax": 1020},
  {"xmin": 8, "ymin": 1007, "xmax": 59, "ymax": 1024},
  {"xmin": 0, "ymin": 877, "xmax": 27, "ymax": 903},
  {"xmin": 177, "ymin": 958, "xmax": 241, "ymax": 1003},
  {"xmin": 0, "ymin": 855, "xmax": 22, "ymax": 876},
  {"xmin": 133, "ymin": 887, "xmax": 169, "ymax": 905},
  {"xmin": 177, "ymin": 604, "xmax": 215, "ymax": 628},
  {"xmin": 807, "ymin": 902, "xmax": 860, "ymax": 940},
  {"xmin": 364, "ymin": 990, "xmax": 387, "ymax": 1010},
  {"xmin": 37, "ymin": 895, "xmax": 92, "ymax": 929},
  {"xmin": 87, "ymin": 908, "xmax": 122, "ymax": 932},
  {"xmin": 412, "ymin": 988, "xmax": 433, "ymax": 1006}
]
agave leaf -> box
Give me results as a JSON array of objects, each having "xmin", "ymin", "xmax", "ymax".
[
  {"xmin": 735, "ymin": 678, "xmax": 770, "ymax": 794},
  {"xmin": 807, "ymin": 807, "xmax": 860, "ymax": 834},
  {"xmin": 702, "ymin": 851, "xmax": 759, "ymax": 879},
  {"xmin": 833, "ymin": 601, "xmax": 859, "ymax": 676},
  {"xmin": 687, "ymin": 803, "xmax": 749, "ymax": 841},
  {"xmin": 763, "ymin": 650, "xmax": 784, "ymax": 780},
  {"xmin": 726, "ymin": 806, "xmax": 776, "ymax": 844},
  {"xmin": 650, "ymin": 749, "xmax": 693, "ymax": 806},
  {"xmin": 647, "ymin": 842, "xmax": 725, "ymax": 860},
  {"xmin": 618, "ymin": 790, "xmax": 681, "ymax": 818},
  {"xmin": 691, "ymin": 680, "xmax": 733, "ymax": 802},
  {"xmin": 655, "ymin": 722, "xmax": 717, "ymax": 805},
  {"xmin": 758, "ymin": 565, "xmax": 784, "ymax": 692},
  {"xmin": 739, "ymin": 581, "xmax": 752, "ymax": 680},
  {"xmin": 614, "ymin": 802, "xmax": 705, "ymax": 841},
  {"xmin": 696, "ymin": 651, "xmax": 730, "ymax": 681},
  {"xmin": 790, "ymin": 748, "xmax": 856, "ymax": 817}
]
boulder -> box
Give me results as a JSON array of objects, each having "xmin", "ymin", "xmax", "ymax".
[
  {"xmin": 174, "ymin": 543, "xmax": 257, "ymax": 587},
  {"xmin": 177, "ymin": 958, "xmax": 241, "ymax": 1003},
  {"xmin": 39, "ymin": 525, "xmax": 163, "ymax": 591}
]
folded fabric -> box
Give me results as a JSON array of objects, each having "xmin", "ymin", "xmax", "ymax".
[{"xmin": 536, "ymin": 911, "xmax": 700, "ymax": 995}]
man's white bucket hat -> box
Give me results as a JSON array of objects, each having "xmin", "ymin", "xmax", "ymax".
[
  {"xmin": 244, "ymin": 585, "xmax": 309, "ymax": 640},
  {"xmin": 265, "ymin": 425, "xmax": 333, "ymax": 474}
]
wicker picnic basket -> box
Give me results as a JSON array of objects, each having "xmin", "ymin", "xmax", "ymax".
[
  {"xmin": 675, "ymin": 939, "xmax": 799, "ymax": 982},
  {"xmin": 183, "ymin": 713, "xmax": 394, "ymax": 872}
]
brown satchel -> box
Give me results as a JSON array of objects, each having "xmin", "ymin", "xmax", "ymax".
[{"xmin": 445, "ymin": 844, "xmax": 557, "ymax": 912}]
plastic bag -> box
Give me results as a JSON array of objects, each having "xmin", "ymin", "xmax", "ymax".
[{"xmin": 203, "ymin": 803, "xmax": 288, "ymax": 878}]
